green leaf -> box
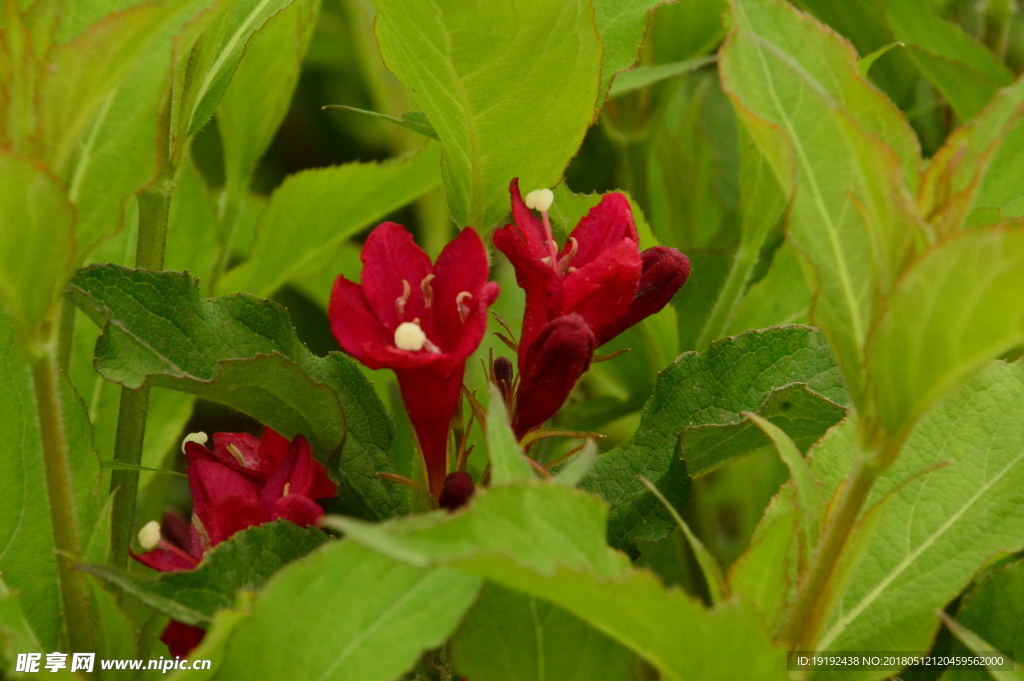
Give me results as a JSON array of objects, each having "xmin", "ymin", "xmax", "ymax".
[
  {"xmin": 941, "ymin": 613, "xmax": 1024, "ymax": 681},
  {"xmin": 487, "ymin": 383, "xmax": 535, "ymax": 485},
  {"xmin": 608, "ymin": 56, "xmax": 716, "ymax": 98},
  {"xmin": 0, "ymin": 153, "xmax": 74, "ymax": 335},
  {"xmin": 80, "ymin": 521, "xmax": 328, "ymax": 626},
  {"xmin": 581, "ymin": 326, "xmax": 846, "ymax": 550},
  {"xmin": 592, "ymin": 0, "xmax": 663, "ymax": 99},
  {"xmin": 745, "ymin": 412, "xmax": 824, "ymax": 572},
  {"xmin": 217, "ymin": 0, "xmax": 319, "ymax": 205},
  {"xmin": 164, "ymin": 157, "xmax": 220, "ymax": 290},
  {"xmin": 68, "ymin": 265, "xmax": 406, "ymax": 521},
  {"xmin": 327, "ymin": 483, "xmax": 788, "ymax": 681},
  {"xmin": 946, "ymin": 558, "xmax": 1024, "ymax": 681},
  {"xmin": 164, "ymin": 600, "xmax": 249, "ymax": 681},
  {"xmin": 723, "ymin": 242, "xmax": 811, "ymax": 335},
  {"xmin": 728, "ymin": 501, "xmax": 797, "ymax": 628},
  {"xmin": 174, "ymin": 0, "xmax": 297, "ymax": 146},
  {"xmin": 881, "ymin": 0, "xmax": 1012, "ymax": 120},
  {"xmin": 809, "ymin": 361, "xmax": 1024, "ymax": 679},
  {"xmin": 450, "ymin": 583, "xmax": 636, "ymax": 681},
  {"xmin": 866, "ymin": 227, "xmax": 1024, "ymax": 444},
  {"xmin": 211, "ymin": 540, "xmax": 480, "ymax": 681},
  {"xmin": 322, "ymin": 105, "xmax": 440, "ymax": 140},
  {"xmin": 217, "ymin": 144, "xmax": 442, "ymax": 297},
  {"xmin": 721, "ymin": 0, "xmax": 923, "ymax": 405},
  {"xmin": 0, "ymin": 582, "xmax": 57, "ymax": 677},
  {"xmin": 856, "ymin": 42, "xmax": 904, "ymax": 78},
  {"xmin": 0, "ymin": 306, "xmax": 100, "ymax": 650},
  {"xmin": 83, "ymin": 492, "xmax": 116, "ymax": 565},
  {"xmin": 552, "ymin": 440, "xmax": 598, "ymax": 487},
  {"xmin": 64, "ymin": 0, "xmax": 216, "ymax": 257},
  {"xmin": 371, "ymin": 0, "xmax": 603, "ymax": 227}
]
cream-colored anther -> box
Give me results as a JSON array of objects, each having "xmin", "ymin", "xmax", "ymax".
[
  {"xmin": 394, "ymin": 321, "xmax": 427, "ymax": 351},
  {"xmin": 226, "ymin": 443, "xmax": 247, "ymax": 467},
  {"xmin": 181, "ymin": 431, "xmax": 208, "ymax": 454},
  {"xmin": 395, "ymin": 279, "xmax": 412, "ymax": 319},
  {"xmin": 524, "ymin": 188, "xmax": 554, "ymax": 212},
  {"xmin": 282, "ymin": 482, "xmax": 291, "ymax": 497},
  {"xmin": 138, "ymin": 521, "xmax": 161, "ymax": 550},
  {"xmin": 420, "ymin": 274, "xmax": 436, "ymax": 308},
  {"xmin": 456, "ymin": 291, "xmax": 474, "ymax": 323}
]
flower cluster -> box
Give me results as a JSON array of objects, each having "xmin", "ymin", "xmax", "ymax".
[{"xmin": 133, "ymin": 429, "xmax": 335, "ymax": 657}]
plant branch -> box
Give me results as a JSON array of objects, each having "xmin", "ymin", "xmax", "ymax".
[
  {"xmin": 695, "ymin": 241, "xmax": 760, "ymax": 351},
  {"xmin": 30, "ymin": 345, "xmax": 94, "ymax": 652},
  {"xmin": 108, "ymin": 181, "xmax": 173, "ymax": 567}
]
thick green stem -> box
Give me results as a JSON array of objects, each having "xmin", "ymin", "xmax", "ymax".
[
  {"xmin": 108, "ymin": 183, "xmax": 171, "ymax": 567},
  {"xmin": 30, "ymin": 347, "xmax": 94, "ymax": 652},
  {"xmin": 778, "ymin": 453, "xmax": 882, "ymax": 649},
  {"xmin": 56, "ymin": 297, "xmax": 75, "ymax": 371},
  {"xmin": 695, "ymin": 243, "xmax": 760, "ymax": 351}
]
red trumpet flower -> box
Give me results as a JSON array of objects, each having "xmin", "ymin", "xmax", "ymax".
[
  {"xmin": 328, "ymin": 223, "xmax": 499, "ymax": 497},
  {"xmin": 494, "ymin": 180, "xmax": 690, "ymax": 437}
]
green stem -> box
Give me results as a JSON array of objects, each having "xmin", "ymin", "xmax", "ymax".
[
  {"xmin": 108, "ymin": 183, "xmax": 172, "ymax": 567},
  {"xmin": 777, "ymin": 451, "xmax": 882, "ymax": 649},
  {"xmin": 695, "ymin": 243, "xmax": 760, "ymax": 351},
  {"xmin": 56, "ymin": 296, "xmax": 75, "ymax": 371},
  {"xmin": 30, "ymin": 346, "xmax": 94, "ymax": 652}
]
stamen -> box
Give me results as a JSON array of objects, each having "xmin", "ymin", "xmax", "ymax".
[
  {"xmin": 138, "ymin": 520, "xmax": 161, "ymax": 550},
  {"xmin": 283, "ymin": 482, "xmax": 291, "ymax": 497},
  {"xmin": 395, "ymin": 321, "xmax": 427, "ymax": 351},
  {"xmin": 395, "ymin": 279, "xmax": 412, "ymax": 319},
  {"xmin": 181, "ymin": 431, "xmax": 208, "ymax": 454},
  {"xmin": 420, "ymin": 274, "xmax": 436, "ymax": 308},
  {"xmin": 226, "ymin": 443, "xmax": 247, "ymax": 467},
  {"xmin": 524, "ymin": 188, "xmax": 559, "ymax": 272},
  {"xmin": 558, "ymin": 237, "xmax": 578, "ymax": 273},
  {"xmin": 456, "ymin": 291, "xmax": 474, "ymax": 323},
  {"xmin": 192, "ymin": 514, "xmax": 212, "ymax": 553}
]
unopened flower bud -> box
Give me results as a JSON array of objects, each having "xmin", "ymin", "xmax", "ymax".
[
  {"xmin": 181, "ymin": 431, "xmax": 208, "ymax": 454},
  {"xmin": 524, "ymin": 188, "xmax": 554, "ymax": 212},
  {"xmin": 394, "ymin": 321, "xmax": 427, "ymax": 351},
  {"xmin": 438, "ymin": 472, "xmax": 475, "ymax": 511},
  {"xmin": 138, "ymin": 520, "xmax": 161, "ymax": 550}
]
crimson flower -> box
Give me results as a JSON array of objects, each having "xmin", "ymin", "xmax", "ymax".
[
  {"xmin": 493, "ymin": 179, "xmax": 690, "ymax": 437},
  {"xmin": 133, "ymin": 429, "xmax": 335, "ymax": 657},
  {"xmin": 328, "ymin": 223, "xmax": 499, "ymax": 497}
]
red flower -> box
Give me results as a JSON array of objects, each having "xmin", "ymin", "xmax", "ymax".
[
  {"xmin": 328, "ymin": 223, "xmax": 499, "ymax": 497},
  {"xmin": 133, "ymin": 429, "xmax": 335, "ymax": 657},
  {"xmin": 494, "ymin": 180, "xmax": 690, "ymax": 437}
]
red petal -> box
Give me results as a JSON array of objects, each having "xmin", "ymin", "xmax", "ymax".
[
  {"xmin": 130, "ymin": 548, "xmax": 199, "ymax": 573},
  {"xmin": 431, "ymin": 227, "xmax": 492, "ymax": 352},
  {"xmin": 259, "ymin": 435, "xmax": 335, "ymax": 514},
  {"xmin": 512, "ymin": 314, "xmax": 596, "ymax": 437},
  {"xmin": 329, "ymin": 276, "xmax": 392, "ymax": 369},
  {"xmin": 594, "ymin": 246, "xmax": 691, "ymax": 346},
  {"xmin": 186, "ymin": 449, "xmax": 268, "ymax": 548},
  {"xmin": 272, "ymin": 495, "xmax": 325, "ymax": 526},
  {"xmin": 207, "ymin": 432, "xmax": 261, "ymax": 478},
  {"xmin": 359, "ymin": 223, "xmax": 432, "ymax": 331},
  {"xmin": 567, "ymin": 193, "xmax": 638, "ymax": 267},
  {"xmin": 561, "ymin": 239, "xmax": 641, "ymax": 343},
  {"xmin": 256, "ymin": 428, "xmax": 293, "ymax": 473},
  {"xmin": 396, "ymin": 364, "xmax": 465, "ymax": 498},
  {"xmin": 160, "ymin": 621, "xmax": 206, "ymax": 658},
  {"xmin": 493, "ymin": 225, "xmax": 561, "ymax": 353},
  {"xmin": 509, "ymin": 178, "xmax": 549, "ymax": 259}
]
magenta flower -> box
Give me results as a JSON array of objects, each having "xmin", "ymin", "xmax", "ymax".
[
  {"xmin": 133, "ymin": 429, "xmax": 335, "ymax": 657},
  {"xmin": 493, "ymin": 180, "xmax": 690, "ymax": 437},
  {"xmin": 328, "ymin": 223, "xmax": 499, "ymax": 497}
]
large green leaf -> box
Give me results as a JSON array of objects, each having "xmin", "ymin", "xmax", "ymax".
[
  {"xmin": 80, "ymin": 521, "xmax": 328, "ymax": 626},
  {"xmin": 217, "ymin": 144, "xmax": 442, "ymax": 297},
  {"xmin": 68, "ymin": 265, "xmax": 405, "ymax": 521},
  {"xmin": 593, "ymin": 0, "xmax": 662, "ymax": 100},
  {"xmin": 326, "ymin": 483, "xmax": 788, "ymax": 681},
  {"xmin": 64, "ymin": 0, "xmax": 216, "ymax": 257},
  {"xmin": 450, "ymin": 583, "xmax": 636, "ymax": 681},
  {"xmin": 371, "ymin": 0, "xmax": 602, "ymax": 227},
  {"xmin": 581, "ymin": 326, "xmax": 846, "ymax": 551},
  {"xmin": 212, "ymin": 540, "xmax": 480, "ymax": 681},
  {"xmin": 946, "ymin": 558, "xmax": 1024, "ymax": 681},
  {"xmin": 881, "ymin": 0, "xmax": 1012, "ymax": 121},
  {"xmin": 0, "ymin": 152, "xmax": 73, "ymax": 335},
  {"xmin": 217, "ymin": 0, "xmax": 319, "ymax": 208},
  {"xmin": 723, "ymin": 242, "xmax": 811, "ymax": 335},
  {"xmin": 865, "ymin": 227, "xmax": 1024, "ymax": 444},
  {"xmin": 486, "ymin": 385, "xmax": 534, "ymax": 485},
  {"xmin": 809, "ymin": 361, "xmax": 1024, "ymax": 680},
  {"xmin": 721, "ymin": 0, "xmax": 923, "ymax": 405}
]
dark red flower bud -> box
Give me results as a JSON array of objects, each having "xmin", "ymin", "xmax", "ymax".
[
  {"xmin": 512, "ymin": 314, "xmax": 596, "ymax": 438},
  {"xmin": 437, "ymin": 472, "xmax": 475, "ymax": 511},
  {"xmin": 160, "ymin": 621, "xmax": 206, "ymax": 658},
  {"xmin": 594, "ymin": 245, "xmax": 691, "ymax": 346}
]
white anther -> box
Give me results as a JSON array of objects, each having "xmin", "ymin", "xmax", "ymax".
[
  {"xmin": 282, "ymin": 482, "xmax": 291, "ymax": 497},
  {"xmin": 524, "ymin": 188, "xmax": 554, "ymax": 212},
  {"xmin": 420, "ymin": 274, "xmax": 435, "ymax": 308},
  {"xmin": 394, "ymin": 321, "xmax": 427, "ymax": 351},
  {"xmin": 181, "ymin": 431, "xmax": 208, "ymax": 454},
  {"xmin": 456, "ymin": 291, "xmax": 474, "ymax": 323},
  {"xmin": 138, "ymin": 520, "xmax": 161, "ymax": 550},
  {"xmin": 395, "ymin": 279, "xmax": 412, "ymax": 319}
]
